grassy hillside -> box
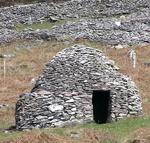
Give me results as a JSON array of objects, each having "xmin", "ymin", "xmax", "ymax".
[{"xmin": 0, "ymin": 40, "xmax": 150, "ymax": 142}]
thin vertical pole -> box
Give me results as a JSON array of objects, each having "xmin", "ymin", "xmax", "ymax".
[{"xmin": 3, "ymin": 58, "xmax": 6, "ymax": 88}]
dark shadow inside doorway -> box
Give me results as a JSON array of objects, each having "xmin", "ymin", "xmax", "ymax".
[{"xmin": 92, "ymin": 90, "xmax": 110, "ymax": 124}]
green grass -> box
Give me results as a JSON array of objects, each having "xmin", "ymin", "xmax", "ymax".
[
  {"xmin": 0, "ymin": 116, "xmax": 149, "ymax": 142},
  {"xmin": 16, "ymin": 21, "xmax": 61, "ymax": 32},
  {"xmin": 84, "ymin": 117, "xmax": 150, "ymax": 136},
  {"xmin": 15, "ymin": 18, "xmax": 79, "ymax": 32},
  {"xmin": 0, "ymin": 131, "xmax": 23, "ymax": 142},
  {"xmin": 45, "ymin": 116, "xmax": 150, "ymax": 143}
]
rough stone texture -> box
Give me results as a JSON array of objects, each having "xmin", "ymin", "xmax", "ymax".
[
  {"xmin": 16, "ymin": 45, "xmax": 143, "ymax": 130},
  {"xmin": 0, "ymin": 0, "xmax": 150, "ymax": 45},
  {"xmin": 0, "ymin": 29, "xmax": 18, "ymax": 43},
  {"xmin": 0, "ymin": 3, "xmax": 50, "ymax": 28},
  {"xmin": 19, "ymin": 18, "xmax": 150, "ymax": 45},
  {"xmin": 1, "ymin": 0, "xmax": 150, "ymax": 26},
  {"xmin": 2, "ymin": 17, "xmax": 150, "ymax": 45}
]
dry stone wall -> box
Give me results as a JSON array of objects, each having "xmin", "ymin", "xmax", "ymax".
[
  {"xmin": 0, "ymin": 0, "xmax": 150, "ymax": 45},
  {"xmin": 19, "ymin": 18, "xmax": 150, "ymax": 45},
  {"xmin": 2, "ymin": 17, "xmax": 150, "ymax": 45},
  {"xmin": 16, "ymin": 45, "xmax": 143, "ymax": 130},
  {"xmin": 0, "ymin": 0, "xmax": 149, "ymax": 26}
]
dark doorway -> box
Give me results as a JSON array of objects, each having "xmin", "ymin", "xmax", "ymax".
[{"xmin": 92, "ymin": 90, "xmax": 110, "ymax": 124}]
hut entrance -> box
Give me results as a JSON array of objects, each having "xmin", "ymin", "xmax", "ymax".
[{"xmin": 92, "ymin": 90, "xmax": 110, "ymax": 124}]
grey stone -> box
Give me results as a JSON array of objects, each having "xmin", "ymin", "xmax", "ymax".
[
  {"xmin": 70, "ymin": 131, "xmax": 81, "ymax": 139},
  {"xmin": 15, "ymin": 44, "xmax": 143, "ymax": 130},
  {"xmin": 66, "ymin": 99, "xmax": 74, "ymax": 103},
  {"xmin": 48, "ymin": 104, "xmax": 64, "ymax": 112},
  {"xmin": 53, "ymin": 121, "xmax": 64, "ymax": 127},
  {"xmin": 48, "ymin": 116, "xmax": 54, "ymax": 120},
  {"xmin": 36, "ymin": 116, "xmax": 47, "ymax": 120},
  {"xmin": 50, "ymin": 119, "xmax": 58, "ymax": 123},
  {"xmin": 0, "ymin": 54, "xmax": 15, "ymax": 58},
  {"xmin": 71, "ymin": 108, "xmax": 77, "ymax": 111},
  {"xmin": 0, "ymin": 0, "xmax": 150, "ymax": 46}
]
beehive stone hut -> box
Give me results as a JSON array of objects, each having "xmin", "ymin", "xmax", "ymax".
[{"xmin": 15, "ymin": 45, "xmax": 143, "ymax": 130}]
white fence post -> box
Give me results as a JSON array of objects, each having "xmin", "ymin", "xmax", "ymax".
[
  {"xmin": 128, "ymin": 49, "xmax": 137, "ymax": 68},
  {"xmin": 3, "ymin": 58, "xmax": 6, "ymax": 87}
]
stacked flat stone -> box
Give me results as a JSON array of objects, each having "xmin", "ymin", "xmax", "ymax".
[
  {"xmin": 0, "ymin": 0, "xmax": 149, "ymax": 27},
  {"xmin": 0, "ymin": 0, "xmax": 150, "ymax": 45},
  {"xmin": 19, "ymin": 18, "xmax": 150, "ymax": 45},
  {"xmin": 1, "ymin": 16, "xmax": 150, "ymax": 45},
  {"xmin": 0, "ymin": 3, "xmax": 50, "ymax": 27},
  {"xmin": 16, "ymin": 45, "xmax": 143, "ymax": 130}
]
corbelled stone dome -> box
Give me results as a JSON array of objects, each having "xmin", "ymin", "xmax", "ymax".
[
  {"xmin": 32, "ymin": 45, "xmax": 120, "ymax": 93},
  {"xmin": 16, "ymin": 45, "xmax": 143, "ymax": 130}
]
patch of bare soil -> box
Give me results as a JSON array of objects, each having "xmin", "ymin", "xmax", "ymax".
[
  {"xmin": 0, "ymin": 132, "xmax": 74, "ymax": 143},
  {"xmin": 124, "ymin": 128, "xmax": 150, "ymax": 143}
]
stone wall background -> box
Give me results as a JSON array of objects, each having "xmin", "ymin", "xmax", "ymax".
[{"xmin": 0, "ymin": 0, "xmax": 150, "ymax": 45}]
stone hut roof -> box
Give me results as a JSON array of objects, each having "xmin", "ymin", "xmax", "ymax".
[
  {"xmin": 15, "ymin": 45, "xmax": 143, "ymax": 130},
  {"xmin": 32, "ymin": 45, "xmax": 123, "ymax": 93}
]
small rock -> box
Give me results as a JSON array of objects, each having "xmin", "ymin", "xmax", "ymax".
[
  {"xmin": 70, "ymin": 131, "xmax": 81, "ymax": 139},
  {"xmin": 131, "ymin": 139, "xmax": 148, "ymax": 143},
  {"xmin": 0, "ymin": 54, "xmax": 15, "ymax": 59},
  {"xmin": 71, "ymin": 108, "xmax": 77, "ymax": 111},
  {"xmin": 114, "ymin": 44, "xmax": 124, "ymax": 49},
  {"xmin": 66, "ymin": 99, "xmax": 74, "ymax": 103},
  {"xmin": 53, "ymin": 121, "xmax": 64, "ymax": 127},
  {"xmin": 4, "ymin": 131, "xmax": 9, "ymax": 134},
  {"xmin": 48, "ymin": 16, "xmax": 58, "ymax": 23},
  {"xmin": 115, "ymin": 21, "xmax": 121, "ymax": 26},
  {"xmin": 48, "ymin": 104, "xmax": 64, "ymax": 112}
]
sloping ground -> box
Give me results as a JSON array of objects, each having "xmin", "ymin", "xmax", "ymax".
[
  {"xmin": 0, "ymin": 1, "xmax": 150, "ymax": 142},
  {"xmin": 0, "ymin": 116, "xmax": 150, "ymax": 143},
  {"xmin": 0, "ymin": 40, "xmax": 150, "ymax": 142},
  {"xmin": 0, "ymin": 40, "xmax": 149, "ymax": 107},
  {"xmin": 0, "ymin": 128, "xmax": 121, "ymax": 143}
]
